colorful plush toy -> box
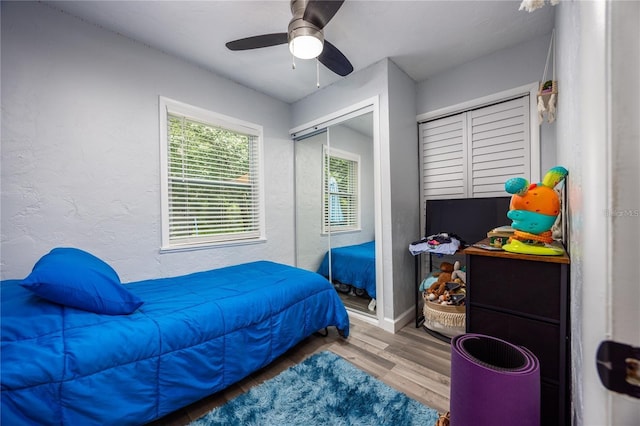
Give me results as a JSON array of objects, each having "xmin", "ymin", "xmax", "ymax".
[{"xmin": 502, "ymin": 166, "xmax": 568, "ymax": 255}]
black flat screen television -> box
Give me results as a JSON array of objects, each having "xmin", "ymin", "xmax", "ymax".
[{"xmin": 425, "ymin": 197, "xmax": 512, "ymax": 246}]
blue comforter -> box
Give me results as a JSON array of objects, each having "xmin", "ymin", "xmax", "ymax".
[
  {"xmin": 1, "ymin": 261, "xmax": 349, "ymax": 425},
  {"xmin": 317, "ymin": 241, "xmax": 376, "ymax": 299}
]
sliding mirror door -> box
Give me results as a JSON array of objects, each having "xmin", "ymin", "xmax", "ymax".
[
  {"xmin": 294, "ymin": 111, "xmax": 376, "ymax": 316},
  {"xmin": 295, "ymin": 130, "xmax": 329, "ymax": 272}
]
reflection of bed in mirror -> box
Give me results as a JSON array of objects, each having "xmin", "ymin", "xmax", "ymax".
[
  {"xmin": 317, "ymin": 241, "xmax": 376, "ymax": 305},
  {"xmin": 294, "ymin": 108, "xmax": 377, "ymax": 316}
]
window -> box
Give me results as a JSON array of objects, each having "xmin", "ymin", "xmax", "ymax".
[
  {"xmin": 322, "ymin": 146, "xmax": 360, "ymax": 233},
  {"xmin": 159, "ymin": 97, "xmax": 264, "ymax": 250}
]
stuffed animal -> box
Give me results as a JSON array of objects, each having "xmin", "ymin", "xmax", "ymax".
[
  {"xmin": 503, "ymin": 166, "xmax": 568, "ymax": 255},
  {"xmin": 426, "ymin": 261, "xmax": 465, "ymax": 304},
  {"xmin": 505, "ymin": 166, "xmax": 568, "ymax": 241},
  {"xmin": 451, "ymin": 267, "xmax": 466, "ymax": 283},
  {"xmin": 426, "ymin": 270, "xmax": 452, "ymax": 301},
  {"xmin": 436, "ymin": 411, "xmax": 450, "ymax": 426}
]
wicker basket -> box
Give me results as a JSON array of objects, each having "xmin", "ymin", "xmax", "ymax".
[{"xmin": 423, "ymin": 295, "xmax": 466, "ymax": 338}]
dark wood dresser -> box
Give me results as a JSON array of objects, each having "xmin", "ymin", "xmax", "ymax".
[{"xmin": 464, "ymin": 240, "xmax": 570, "ymax": 426}]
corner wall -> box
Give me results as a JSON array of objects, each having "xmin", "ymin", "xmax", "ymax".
[
  {"xmin": 557, "ymin": 1, "xmax": 640, "ymax": 424},
  {"xmin": 1, "ymin": 2, "xmax": 293, "ymax": 281},
  {"xmin": 387, "ymin": 61, "xmax": 419, "ymax": 322}
]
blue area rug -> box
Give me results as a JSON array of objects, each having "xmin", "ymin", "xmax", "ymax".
[{"xmin": 189, "ymin": 351, "xmax": 439, "ymax": 426}]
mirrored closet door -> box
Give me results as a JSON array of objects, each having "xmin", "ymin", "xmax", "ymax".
[{"xmin": 294, "ymin": 111, "xmax": 376, "ymax": 317}]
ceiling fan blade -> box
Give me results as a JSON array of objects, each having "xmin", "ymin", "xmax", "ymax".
[
  {"xmin": 318, "ymin": 40, "xmax": 353, "ymax": 76},
  {"xmin": 303, "ymin": 0, "xmax": 345, "ymax": 30},
  {"xmin": 226, "ymin": 33, "xmax": 288, "ymax": 51}
]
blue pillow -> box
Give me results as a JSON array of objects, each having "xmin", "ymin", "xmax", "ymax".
[{"xmin": 20, "ymin": 247, "xmax": 143, "ymax": 315}]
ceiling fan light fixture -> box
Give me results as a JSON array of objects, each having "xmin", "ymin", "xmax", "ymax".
[
  {"xmin": 288, "ymin": 26, "xmax": 324, "ymax": 59},
  {"xmin": 226, "ymin": 0, "xmax": 352, "ymax": 77}
]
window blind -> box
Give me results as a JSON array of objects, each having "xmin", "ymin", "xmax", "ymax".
[
  {"xmin": 323, "ymin": 147, "xmax": 359, "ymax": 233},
  {"xmin": 167, "ymin": 114, "xmax": 261, "ymax": 245}
]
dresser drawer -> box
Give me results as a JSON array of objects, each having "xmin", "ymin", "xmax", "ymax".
[
  {"xmin": 468, "ymin": 306, "xmax": 560, "ymax": 380},
  {"xmin": 541, "ymin": 380, "xmax": 560, "ymax": 426},
  {"xmin": 467, "ymin": 255, "xmax": 563, "ymax": 321}
]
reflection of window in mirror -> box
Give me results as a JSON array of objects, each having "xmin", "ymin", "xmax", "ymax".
[{"xmin": 322, "ymin": 145, "xmax": 360, "ymax": 234}]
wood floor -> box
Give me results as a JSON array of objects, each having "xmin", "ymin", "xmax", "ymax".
[
  {"xmin": 336, "ymin": 290, "xmax": 375, "ymax": 315},
  {"xmin": 148, "ymin": 317, "xmax": 452, "ymax": 425}
]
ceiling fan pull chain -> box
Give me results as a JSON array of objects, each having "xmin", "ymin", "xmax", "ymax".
[
  {"xmin": 292, "ymin": 51, "xmax": 296, "ymax": 70},
  {"xmin": 316, "ymin": 59, "xmax": 320, "ymax": 88}
]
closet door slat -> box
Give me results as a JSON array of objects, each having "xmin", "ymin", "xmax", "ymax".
[{"xmin": 419, "ymin": 96, "xmax": 531, "ymax": 203}]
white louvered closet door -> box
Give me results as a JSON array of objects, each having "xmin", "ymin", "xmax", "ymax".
[
  {"xmin": 419, "ymin": 112, "xmax": 467, "ymax": 199},
  {"xmin": 468, "ymin": 96, "xmax": 530, "ymax": 197},
  {"xmin": 420, "ymin": 96, "xmax": 530, "ymax": 200}
]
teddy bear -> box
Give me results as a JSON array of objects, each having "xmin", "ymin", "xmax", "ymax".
[
  {"xmin": 425, "ymin": 261, "xmax": 465, "ymax": 304},
  {"xmin": 426, "ymin": 261, "xmax": 453, "ymax": 299}
]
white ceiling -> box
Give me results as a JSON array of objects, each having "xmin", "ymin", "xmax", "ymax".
[{"xmin": 44, "ymin": 0, "xmax": 555, "ymax": 104}]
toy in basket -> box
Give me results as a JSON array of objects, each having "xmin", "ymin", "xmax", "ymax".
[
  {"xmin": 502, "ymin": 166, "xmax": 568, "ymax": 256},
  {"xmin": 420, "ymin": 261, "xmax": 466, "ymax": 338}
]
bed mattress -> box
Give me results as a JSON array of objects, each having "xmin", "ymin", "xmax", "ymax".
[{"xmin": 1, "ymin": 260, "xmax": 349, "ymax": 425}]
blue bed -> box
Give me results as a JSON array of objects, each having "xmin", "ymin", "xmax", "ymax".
[
  {"xmin": 317, "ymin": 241, "xmax": 376, "ymax": 299},
  {"xmin": 1, "ymin": 252, "xmax": 349, "ymax": 426}
]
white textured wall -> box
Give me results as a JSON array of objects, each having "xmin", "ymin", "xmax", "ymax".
[
  {"xmin": 292, "ymin": 60, "xmax": 388, "ymax": 127},
  {"xmin": 387, "ymin": 60, "xmax": 419, "ymax": 320},
  {"xmin": 557, "ymin": 1, "xmax": 640, "ymax": 424},
  {"xmin": 608, "ymin": 1, "xmax": 640, "ymax": 424},
  {"xmin": 556, "ymin": 3, "xmax": 596, "ymax": 425},
  {"xmin": 609, "ymin": 1, "xmax": 640, "ymax": 423},
  {"xmin": 417, "ymin": 33, "xmax": 552, "ymax": 113},
  {"xmin": 1, "ymin": 2, "xmax": 294, "ymax": 281}
]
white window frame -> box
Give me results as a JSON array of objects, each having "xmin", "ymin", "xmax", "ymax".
[
  {"xmin": 322, "ymin": 145, "xmax": 361, "ymax": 234},
  {"xmin": 159, "ymin": 96, "xmax": 265, "ymax": 251}
]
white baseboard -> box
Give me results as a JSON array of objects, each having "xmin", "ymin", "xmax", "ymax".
[{"xmin": 346, "ymin": 305, "xmax": 415, "ymax": 334}]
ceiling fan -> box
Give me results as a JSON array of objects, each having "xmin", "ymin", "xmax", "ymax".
[{"xmin": 225, "ymin": 0, "xmax": 353, "ymax": 77}]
